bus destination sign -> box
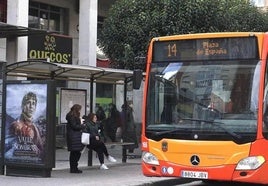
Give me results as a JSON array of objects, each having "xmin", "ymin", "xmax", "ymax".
[{"xmin": 153, "ymin": 37, "xmax": 258, "ymax": 62}]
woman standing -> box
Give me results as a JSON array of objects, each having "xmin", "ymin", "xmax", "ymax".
[
  {"xmin": 84, "ymin": 113, "xmax": 117, "ymax": 170},
  {"xmin": 66, "ymin": 104, "xmax": 85, "ymax": 173},
  {"xmin": 120, "ymin": 103, "xmax": 138, "ymax": 153}
]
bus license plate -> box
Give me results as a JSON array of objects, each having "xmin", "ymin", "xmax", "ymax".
[{"xmin": 181, "ymin": 170, "xmax": 208, "ymax": 179}]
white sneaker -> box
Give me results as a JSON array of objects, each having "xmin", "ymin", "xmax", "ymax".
[
  {"xmin": 107, "ymin": 155, "xmax": 117, "ymax": 163},
  {"xmin": 100, "ymin": 164, "xmax": 109, "ymax": 170}
]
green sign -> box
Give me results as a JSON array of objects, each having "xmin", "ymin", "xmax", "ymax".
[{"xmin": 28, "ymin": 34, "xmax": 72, "ymax": 64}]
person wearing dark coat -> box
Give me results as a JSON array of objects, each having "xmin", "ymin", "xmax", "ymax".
[
  {"xmin": 120, "ymin": 103, "xmax": 138, "ymax": 153},
  {"xmin": 66, "ymin": 104, "xmax": 85, "ymax": 173},
  {"xmin": 84, "ymin": 113, "xmax": 117, "ymax": 170},
  {"xmin": 106, "ymin": 103, "xmax": 121, "ymax": 142},
  {"xmin": 95, "ymin": 105, "xmax": 106, "ymax": 142}
]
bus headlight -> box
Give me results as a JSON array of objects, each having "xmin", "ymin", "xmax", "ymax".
[
  {"xmin": 142, "ymin": 152, "xmax": 159, "ymax": 165},
  {"xmin": 236, "ymin": 156, "xmax": 265, "ymax": 170}
]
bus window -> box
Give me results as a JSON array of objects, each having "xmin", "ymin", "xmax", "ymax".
[
  {"xmin": 230, "ymin": 71, "xmax": 251, "ymax": 113},
  {"xmin": 251, "ymin": 61, "xmax": 261, "ymax": 114},
  {"xmin": 263, "ymin": 59, "xmax": 268, "ymax": 137}
]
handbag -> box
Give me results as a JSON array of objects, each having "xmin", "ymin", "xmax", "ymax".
[
  {"xmin": 116, "ymin": 127, "xmax": 122, "ymax": 139},
  {"xmin": 81, "ymin": 132, "xmax": 90, "ymax": 145}
]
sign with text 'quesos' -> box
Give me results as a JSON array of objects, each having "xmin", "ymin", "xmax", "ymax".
[{"xmin": 28, "ymin": 34, "xmax": 73, "ymax": 64}]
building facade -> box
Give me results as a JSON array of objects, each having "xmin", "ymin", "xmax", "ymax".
[
  {"xmin": 0, "ymin": 0, "xmax": 143, "ymax": 124},
  {"xmin": 0, "ymin": 0, "xmax": 115, "ymax": 66},
  {"xmin": 252, "ymin": 0, "xmax": 268, "ymax": 8}
]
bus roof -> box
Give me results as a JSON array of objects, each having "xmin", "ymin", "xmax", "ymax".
[{"xmin": 152, "ymin": 32, "xmax": 265, "ymax": 42}]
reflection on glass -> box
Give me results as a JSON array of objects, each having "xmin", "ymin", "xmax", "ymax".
[{"xmin": 146, "ymin": 60, "xmax": 258, "ymax": 143}]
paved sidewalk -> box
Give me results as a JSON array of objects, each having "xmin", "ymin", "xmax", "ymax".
[
  {"xmin": 54, "ymin": 145, "xmax": 141, "ymax": 170},
  {"xmin": 0, "ymin": 145, "xmax": 190, "ymax": 186}
]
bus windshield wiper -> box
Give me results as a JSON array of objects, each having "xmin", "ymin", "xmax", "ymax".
[
  {"xmin": 181, "ymin": 118, "xmax": 242, "ymax": 139},
  {"xmin": 153, "ymin": 127, "xmax": 190, "ymax": 136}
]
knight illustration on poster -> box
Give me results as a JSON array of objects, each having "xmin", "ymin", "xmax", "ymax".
[{"xmin": 4, "ymin": 83, "xmax": 47, "ymax": 164}]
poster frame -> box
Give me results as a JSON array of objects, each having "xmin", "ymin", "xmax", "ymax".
[
  {"xmin": 59, "ymin": 88, "xmax": 87, "ymax": 124},
  {"xmin": 3, "ymin": 80, "xmax": 56, "ymax": 177},
  {"xmin": 0, "ymin": 62, "xmax": 6, "ymax": 175}
]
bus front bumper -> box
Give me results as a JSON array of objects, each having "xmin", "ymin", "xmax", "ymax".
[{"xmin": 142, "ymin": 160, "xmax": 268, "ymax": 184}]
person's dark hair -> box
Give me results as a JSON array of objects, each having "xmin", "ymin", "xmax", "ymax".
[
  {"xmin": 70, "ymin": 104, "xmax": 82, "ymax": 118},
  {"xmin": 98, "ymin": 106, "xmax": 104, "ymax": 111},
  {"xmin": 121, "ymin": 102, "xmax": 129, "ymax": 110},
  {"xmin": 88, "ymin": 113, "xmax": 96, "ymax": 121}
]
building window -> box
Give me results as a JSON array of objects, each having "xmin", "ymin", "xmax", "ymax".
[
  {"xmin": 28, "ymin": 1, "xmax": 68, "ymax": 34},
  {"xmin": 251, "ymin": 0, "xmax": 265, "ymax": 7},
  {"xmin": 97, "ymin": 16, "xmax": 104, "ymax": 39},
  {"xmin": 0, "ymin": 0, "xmax": 7, "ymax": 23},
  {"xmin": 96, "ymin": 83, "xmax": 113, "ymax": 98}
]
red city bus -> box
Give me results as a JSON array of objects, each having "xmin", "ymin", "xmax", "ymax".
[{"xmin": 141, "ymin": 32, "xmax": 268, "ymax": 184}]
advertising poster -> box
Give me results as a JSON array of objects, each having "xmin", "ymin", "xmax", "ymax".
[
  {"xmin": 4, "ymin": 83, "xmax": 48, "ymax": 165},
  {"xmin": 60, "ymin": 88, "xmax": 86, "ymax": 124}
]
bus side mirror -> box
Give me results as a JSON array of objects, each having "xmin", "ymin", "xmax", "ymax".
[{"xmin": 133, "ymin": 69, "xmax": 143, "ymax": 89}]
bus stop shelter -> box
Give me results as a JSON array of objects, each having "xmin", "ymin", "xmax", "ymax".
[
  {"xmin": 0, "ymin": 22, "xmax": 142, "ymax": 177},
  {"xmin": 5, "ymin": 60, "xmax": 136, "ymax": 112},
  {"xmin": 4, "ymin": 60, "xmax": 138, "ymax": 175},
  {"xmin": 0, "ymin": 22, "xmax": 136, "ymax": 109}
]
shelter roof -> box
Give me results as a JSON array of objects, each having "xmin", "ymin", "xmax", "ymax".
[
  {"xmin": 6, "ymin": 60, "xmax": 134, "ymax": 84},
  {"xmin": 0, "ymin": 22, "xmax": 53, "ymax": 38}
]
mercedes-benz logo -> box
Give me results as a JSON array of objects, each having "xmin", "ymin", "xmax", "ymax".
[{"xmin": 190, "ymin": 155, "xmax": 200, "ymax": 166}]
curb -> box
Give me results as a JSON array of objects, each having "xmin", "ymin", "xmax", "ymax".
[{"xmin": 139, "ymin": 178, "xmax": 193, "ymax": 186}]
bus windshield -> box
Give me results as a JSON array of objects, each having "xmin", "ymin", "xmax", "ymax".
[{"xmin": 146, "ymin": 60, "xmax": 259, "ymax": 144}]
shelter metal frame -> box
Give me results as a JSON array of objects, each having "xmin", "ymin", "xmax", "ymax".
[
  {"xmin": 1, "ymin": 22, "xmax": 143, "ymax": 169},
  {"xmin": 1, "ymin": 22, "xmax": 137, "ymax": 119},
  {"xmin": 6, "ymin": 60, "xmax": 135, "ymax": 112}
]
